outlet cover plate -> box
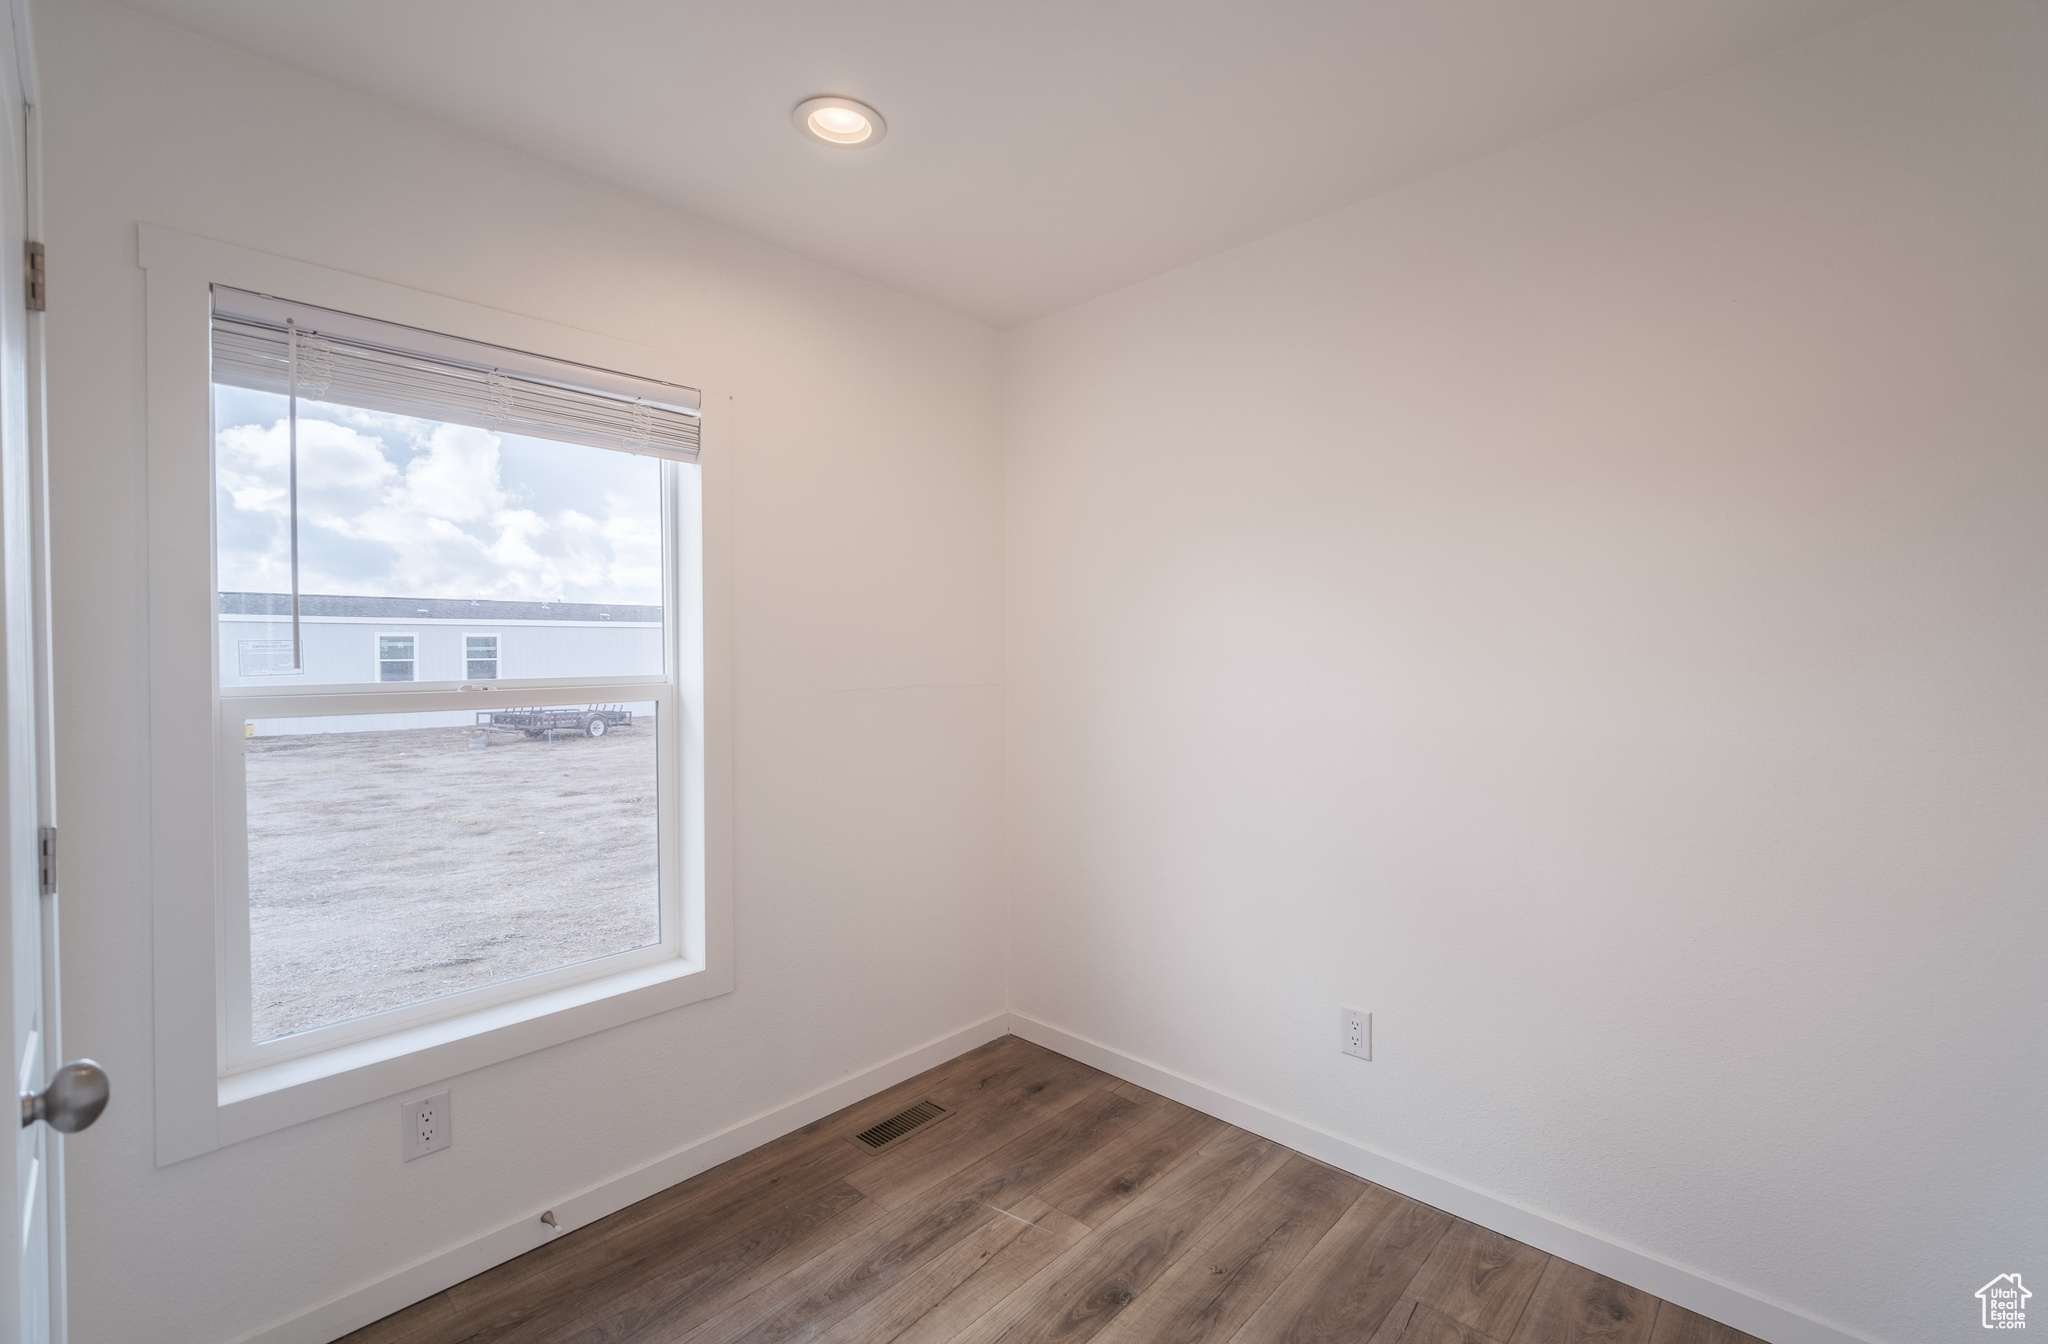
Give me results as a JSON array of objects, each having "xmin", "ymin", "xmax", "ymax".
[
  {"xmin": 403, "ymin": 1090, "xmax": 452, "ymax": 1161},
  {"xmin": 1340, "ymin": 1007, "xmax": 1372, "ymax": 1061}
]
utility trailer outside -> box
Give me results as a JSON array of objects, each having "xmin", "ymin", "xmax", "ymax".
[{"xmin": 475, "ymin": 705, "xmax": 634, "ymax": 740}]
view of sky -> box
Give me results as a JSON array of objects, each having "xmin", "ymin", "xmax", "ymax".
[{"xmin": 213, "ymin": 386, "xmax": 664, "ymax": 606}]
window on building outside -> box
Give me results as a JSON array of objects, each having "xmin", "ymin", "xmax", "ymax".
[
  {"xmin": 378, "ymin": 633, "xmax": 417, "ymax": 682},
  {"xmin": 210, "ymin": 286, "xmax": 700, "ymax": 1068},
  {"xmin": 465, "ymin": 633, "xmax": 499, "ymax": 680}
]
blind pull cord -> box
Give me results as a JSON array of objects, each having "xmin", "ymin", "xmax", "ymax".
[{"xmin": 287, "ymin": 317, "xmax": 303, "ymax": 671}]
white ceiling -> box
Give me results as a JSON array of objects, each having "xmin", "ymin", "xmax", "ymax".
[{"xmin": 115, "ymin": 0, "xmax": 1894, "ymax": 327}]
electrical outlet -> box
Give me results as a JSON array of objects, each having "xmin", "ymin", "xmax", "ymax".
[
  {"xmin": 403, "ymin": 1090, "xmax": 452, "ymax": 1161},
  {"xmin": 1340, "ymin": 1007, "xmax": 1372, "ymax": 1061}
]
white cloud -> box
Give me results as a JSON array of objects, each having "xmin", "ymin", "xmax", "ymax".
[{"xmin": 214, "ymin": 394, "xmax": 664, "ymax": 605}]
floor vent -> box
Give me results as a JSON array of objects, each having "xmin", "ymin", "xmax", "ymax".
[{"xmin": 853, "ymin": 1100, "xmax": 950, "ymax": 1151}]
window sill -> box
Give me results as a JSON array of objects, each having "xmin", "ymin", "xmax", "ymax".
[{"xmin": 214, "ymin": 956, "xmax": 728, "ymax": 1149}]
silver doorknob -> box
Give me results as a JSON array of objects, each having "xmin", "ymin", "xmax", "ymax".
[{"xmin": 20, "ymin": 1059, "xmax": 109, "ymax": 1133}]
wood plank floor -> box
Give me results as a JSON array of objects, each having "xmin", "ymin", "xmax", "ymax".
[{"xmin": 342, "ymin": 1038, "xmax": 1764, "ymax": 1344}]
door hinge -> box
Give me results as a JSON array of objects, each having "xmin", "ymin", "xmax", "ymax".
[
  {"xmin": 25, "ymin": 241, "xmax": 44, "ymax": 312},
  {"xmin": 38, "ymin": 826, "xmax": 54, "ymax": 897}
]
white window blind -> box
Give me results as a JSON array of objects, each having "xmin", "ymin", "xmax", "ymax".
[{"xmin": 210, "ymin": 286, "xmax": 701, "ymax": 461}]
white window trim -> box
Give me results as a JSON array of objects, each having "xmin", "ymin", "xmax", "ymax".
[
  {"xmin": 463, "ymin": 632, "xmax": 500, "ymax": 681},
  {"xmin": 375, "ymin": 630, "xmax": 418, "ymax": 682},
  {"xmin": 143, "ymin": 225, "xmax": 734, "ymax": 1166}
]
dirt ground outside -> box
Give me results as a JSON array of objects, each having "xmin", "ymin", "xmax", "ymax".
[{"xmin": 245, "ymin": 718, "xmax": 660, "ymax": 1041}]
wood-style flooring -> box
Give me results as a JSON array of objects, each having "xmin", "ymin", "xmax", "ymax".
[{"xmin": 343, "ymin": 1037, "xmax": 1763, "ymax": 1344}]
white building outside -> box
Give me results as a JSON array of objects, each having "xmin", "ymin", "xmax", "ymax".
[{"xmin": 220, "ymin": 591, "xmax": 662, "ymax": 735}]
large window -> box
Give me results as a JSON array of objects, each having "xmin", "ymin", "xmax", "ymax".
[
  {"xmin": 209, "ymin": 283, "xmax": 707, "ymax": 1073},
  {"xmin": 144, "ymin": 229, "xmax": 728, "ymax": 1164}
]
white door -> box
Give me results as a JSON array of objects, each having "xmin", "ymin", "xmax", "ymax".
[{"xmin": 0, "ymin": 6, "xmax": 83, "ymax": 1342}]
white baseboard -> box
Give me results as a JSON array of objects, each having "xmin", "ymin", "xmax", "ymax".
[
  {"xmin": 1006, "ymin": 1013, "xmax": 1878, "ymax": 1344},
  {"xmin": 233, "ymin": 1013, "xmax": 1013, "ymax": 1344},
  {"xmin": 233, "ymin": 1011, "xmax": 1874, "ymax": 1344}
]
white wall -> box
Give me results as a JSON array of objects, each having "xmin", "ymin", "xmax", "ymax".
[
  {"xmin": 41, "ymin": 1, "xmax": 1005, "ymax": 1340},
  {"xmin": 1003, "ymin": 4, "xmax": 2048, "ymax": 1343}
]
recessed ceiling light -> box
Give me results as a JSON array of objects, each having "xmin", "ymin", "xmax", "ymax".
[{"xmin": 794, "ymin": 96, "xmax": 886, "ymax": 148}]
